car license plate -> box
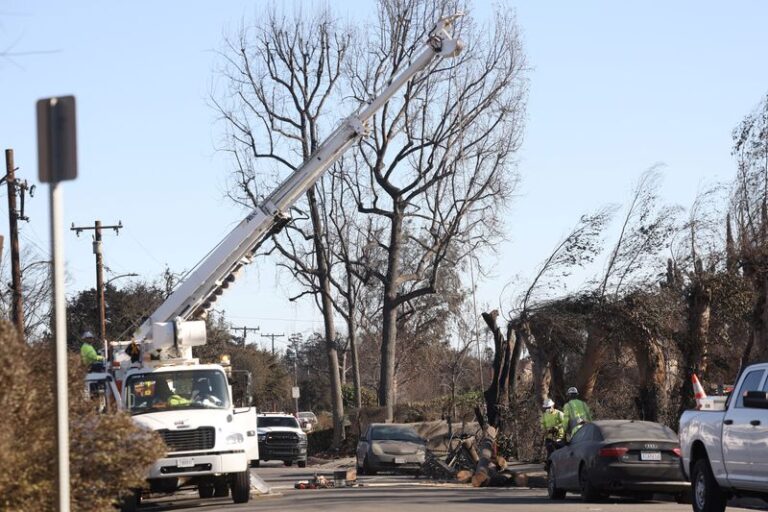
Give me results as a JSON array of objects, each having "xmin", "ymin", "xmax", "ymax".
[
  {"xmin": 394, "ymin": 457, "xmax": 406, "ymax": 464},
  {"xmin": 640, "ymin": 451, "xmax": 661, "ymax": 461},
  {"xmin": 177, "ymin": 457, "xmax": 195, "ymax": 468}
]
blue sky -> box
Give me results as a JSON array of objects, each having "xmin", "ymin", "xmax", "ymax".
[{"xmin": 2, "ymin": 1, "xmax": 768, "ymax": 351}]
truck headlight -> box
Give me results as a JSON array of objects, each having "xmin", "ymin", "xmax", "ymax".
[
  {"xmin": 226, "ymin": 432, "xmax": 244, "ymax": 445},
  {"xmin": 257, "ymin": 433, "xmax": 266, "ymax": 442}
]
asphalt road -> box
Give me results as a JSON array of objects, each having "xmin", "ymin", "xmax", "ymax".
[{"xmin": 140, "ymin": 461, "xmax": 764, "ymax": 512}]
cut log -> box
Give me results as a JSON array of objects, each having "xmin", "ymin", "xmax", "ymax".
[
  {"xmin": 471, "ymin": 426, "xmax": 497, "ymax": 487},
  {"xmin": 456, "ymin": 470, "xmax": 473, "ymax": 483}
]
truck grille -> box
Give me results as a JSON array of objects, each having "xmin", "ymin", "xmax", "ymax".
[
  {"xmin": 158, "ymin": 427, "xmax": 215, "ymax": 452},
  {"xmin": 266, "ymin": 431, "xmax": 299, "ymax": 445}
]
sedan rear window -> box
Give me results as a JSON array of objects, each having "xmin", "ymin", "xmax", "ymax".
[
  {"xmin": 370, "ymin": 425, "xmax": 422, "ymax": 442},
  {"xmin": 597, "ymin": 421, "xmax": 677, "ymax": 441}
]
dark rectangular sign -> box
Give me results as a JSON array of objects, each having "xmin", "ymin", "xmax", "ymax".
[{"xmin": 37, "ymin": 96, "xmax": 78, "ymax": 183}]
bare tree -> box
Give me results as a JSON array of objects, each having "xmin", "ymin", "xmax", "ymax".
[
  {"xmin": 214, "ymin": 6, "xmax": 352, "ymax": 448},
  {"xmin": 344, "ymin": 0, "xmax": 527, "ymax": 421}
]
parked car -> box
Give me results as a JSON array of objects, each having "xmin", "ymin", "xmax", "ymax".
[
  {"xmin": 255, "ymin": 412, "xmax": 308, "ymax": 468},
  {"xmin": 679, "ymin": 362, "xmax": 768, "ymax": 512},
  {"xmin": 298, "ymin": 411, "xmax": 318, "ymax": 432},
  {"xmin": 356, "ymin": 423, "xmax": 426, "ymax": 475},
  {"xmin": 547, "ymin": 420, "xmax": 689, "ymax": 502}
]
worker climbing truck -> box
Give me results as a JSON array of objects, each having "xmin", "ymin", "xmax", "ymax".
[{"xmin": 108, "ymin": 15, "xmax": 464, "ymax": 511}]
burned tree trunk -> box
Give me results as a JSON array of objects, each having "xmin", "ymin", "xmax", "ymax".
[{"xmin": 481, "ymin": 310, "xmax": 515, "ymax": 428}]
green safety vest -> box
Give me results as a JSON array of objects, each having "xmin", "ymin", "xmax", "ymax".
[
  {"xmin": 80, "ymin": 342, "xmax": 103, "ymax": 366},
  {"xmin": 541, "ymin": 409, "xmax": 564, "ymax": 440},
  {"xmin": 168, "ymin": 394, "xmax": 191, "ymax": 407},
  {"xmin": 562, "ymin": 399, "xmax": 592, "ymax": 436}
]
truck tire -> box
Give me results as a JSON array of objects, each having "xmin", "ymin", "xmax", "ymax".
[
  {"xmin": 298, "ymin": 460, "xmax": 307, "ymax": 468},
  {"xmin": 284, "ymin": 460, "xmax": 293, "ymax": 467},
  {"xmin": 692, "ymin": 457, "xmax": 726, "ymax": 512},
  {"xmin": 250, "ymin": 460, "xmax": 260, "ymax": 468},
  {"xmin": 198, "ymin": 482, "xmax": 214, "ymax": 499},
  {"xmin": 119, "ymin": 490, "xmax": 141, "ymax": 512},
  {"xmin": 214, "ymin": 476, "xmax": 229, "ymax": 497},
  {"xmin": 231, "ymin": 471, "xmax": 250, "ymax": 504}
]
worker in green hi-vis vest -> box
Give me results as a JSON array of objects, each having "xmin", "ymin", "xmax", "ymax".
[
  {"xmin": 79, "ymin": 331, "xmax": 104, "ymax": 370},
  {"xmin": 561, "ymin": 386, "xmax": 592, "ymax": 440}
]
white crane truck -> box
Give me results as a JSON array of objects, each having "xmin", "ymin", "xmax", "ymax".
[{"xmin": 102, "ymin": 15, "xmax": 464, "ymax": 510}]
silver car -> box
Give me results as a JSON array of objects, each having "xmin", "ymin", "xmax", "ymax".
[{"xmin": 356, "ymin": 423, "xmax": 426, "ymax": 475}]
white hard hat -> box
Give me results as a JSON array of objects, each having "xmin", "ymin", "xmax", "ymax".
[
  {"xmin": 567, "ymin": 386, "xmax": 579, "ymax": 395},
  {"xmin": 82, "ymin": 331, "xmax": 95, "ymax": 340},
  {"xmin": 542, "ymin": 398, "xmax": 555, "ymax": 409}
]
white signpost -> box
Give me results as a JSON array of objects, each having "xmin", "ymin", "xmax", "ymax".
[{"xmin": 37, "ymin": 95, "xmax": 78, "ymax": 512}]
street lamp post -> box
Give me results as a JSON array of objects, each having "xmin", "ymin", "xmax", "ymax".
[{"xmin": 101, "ymin": 272, "xmax": 138, "ymax": 358}]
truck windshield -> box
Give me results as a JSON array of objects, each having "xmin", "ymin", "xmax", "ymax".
[{"xmin": 125, "ymin": 369, "xmax": 230, "ymax": 415}]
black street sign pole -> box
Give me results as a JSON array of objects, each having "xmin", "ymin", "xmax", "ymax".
[{"xmin": 37, "ymin": 95, "xmax": 77, "ymax": 512}]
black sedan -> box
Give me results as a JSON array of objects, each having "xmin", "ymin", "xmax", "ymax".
[{"xmin": 547, "ymin": 420, "xmax": 689, "ymax": 501}]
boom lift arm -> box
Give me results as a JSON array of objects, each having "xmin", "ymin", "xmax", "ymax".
[{"xmin": 135, "ymin": 14, "xmax": 464, "ymax": 342}]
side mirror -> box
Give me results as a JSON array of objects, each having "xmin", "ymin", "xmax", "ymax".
[{"xmin": 743, "ymin": 391, "xmax": 768, "ymax": 409}]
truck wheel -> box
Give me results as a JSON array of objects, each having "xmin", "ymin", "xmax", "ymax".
[
  {"xmin": 119, "ymin": 489, "xmax": 141, "ymax": 512},
  {"xmin": 250, "ymin": 460, "xmax": 260, "ymax": 468},
  {"xmin": 214, "ymin": 476, "xmax": 229, "ymax": 497},
  {"xmin": 231, "ymin": 471, "xmax": 250, "ymax": 504},
  {"xmin": 284, "ymin": 460, "xmax": 293, "ymax": 467},
  {"xmin": 198, "ymin": 482, "xmax": 214, "ymax": 499},
  {"xmin": 692, "ymin": 458, "xmax": 726, "ymax": 512},
  {"xmin": 547, "ymin": 467, "xmax": 566, "ymax": 500},
  {"xmin": 298, "ymin": 460, "xmax": 307, "ymax": 468}
]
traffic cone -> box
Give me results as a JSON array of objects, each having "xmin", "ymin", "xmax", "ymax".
[{"xmin": 692, "ymin": 373, "xmax": 707, "ymax": 409}]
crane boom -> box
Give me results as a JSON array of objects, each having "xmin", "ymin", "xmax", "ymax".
[{"xmin": 136, "ymin": 14, "xmax": 464, "ymax": 341}]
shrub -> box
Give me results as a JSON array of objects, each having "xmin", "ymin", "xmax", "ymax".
[{"xmin": 0, "ymin": 321, "xmax": 164, "ymax": 511}]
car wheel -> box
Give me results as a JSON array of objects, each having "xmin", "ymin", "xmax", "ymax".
[
  {"xmin": 547, "ymin": 466, "xmax": 566, "ymax": 500},
  {"xmin": 230, "ymin": 471, "xmax": 250, "ymax": 504},
  {"xmin": 579, "ymin": 464, "xmax": 601, "ymax": 502},
  {"xmin": 692, "ymin": 457, "xmax": 726, "ymax": 512},
  {"xmin": 363, "ymin": 456, "xmax": 377, "ymax": 476},
  {"xmin": 284, "ymin": 460, "xmax": 293, "ymax": 467}
]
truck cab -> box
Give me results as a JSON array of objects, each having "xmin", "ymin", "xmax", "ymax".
[
  {"xmin": 679, "ymin": 362, "xmax": 768, "ymax": 512},
  {"xmin": 121, "ymin": 363, "xmax": 258, "ymax": 507}
]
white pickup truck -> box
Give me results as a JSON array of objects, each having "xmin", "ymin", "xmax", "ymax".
[{"xmin": 679, "ymin": 362, "xmax": 768, "ymax": 512}]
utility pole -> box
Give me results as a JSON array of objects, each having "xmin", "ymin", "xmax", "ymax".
[
  {"xmin": 71, "ymin": 220, "xmax": 123, "ymax": 359},
  {"xmin": 4, "ymin": 149, "xmax": 34, "ymax": 340},
  {"xmin": 260, "ymin": 332, "xmax": 285, "ymax": 355},
  {"xmin": 289, "ymin": 333, "xmax": 302, "ymax": 415},
  {"xmin": 231, "ymin": 325, "xmax": 260, "ymax": 346}
]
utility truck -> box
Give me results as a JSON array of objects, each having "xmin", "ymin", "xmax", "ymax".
[
  {"xmin": 679, "ymin": 363, "xmax": 768, "ymax": 512},
  {"xmin": 101, "ymin": 14, "xmax": 464, "ymax": 511}
]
